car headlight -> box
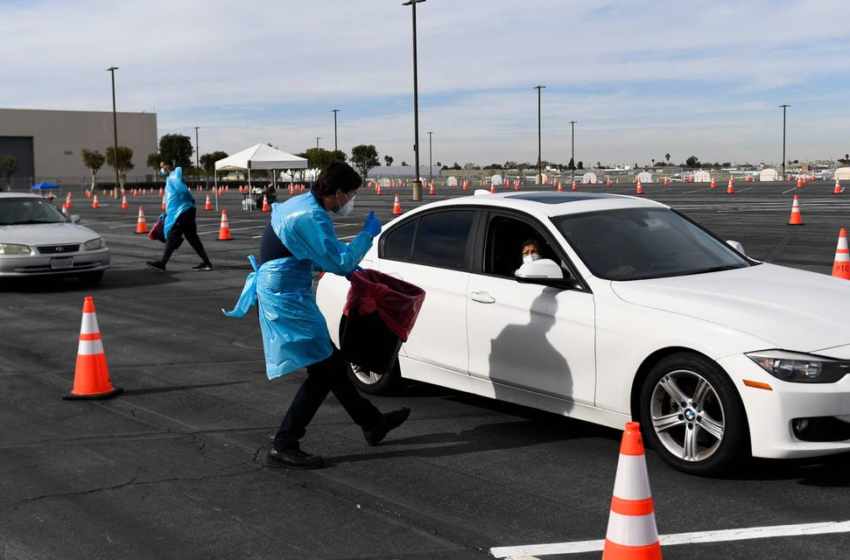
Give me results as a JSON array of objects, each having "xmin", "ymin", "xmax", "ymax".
[
  {"xmin": 84, "ymin": 238, "xmax": 105, "ymax": 251},
  {"xmin": 746, "ymin": 350, "xmax": 850, "ymax": 383},
  {"xmin": 0, "ymin": 243, "xmax": 32, "ymax": 255}
]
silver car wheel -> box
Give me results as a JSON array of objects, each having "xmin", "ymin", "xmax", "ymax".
[
  {"xmin": 351, "ymin": 364, "xmax": 383, "ymax": 386},
  {"xmin": 650, "ymin": 369, "xmax": 725, "ymax": 462}
]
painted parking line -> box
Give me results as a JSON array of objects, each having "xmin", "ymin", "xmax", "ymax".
[
  {"xmin": 490, "ymin": 520, "xmax": 850, "ymax": 558},
  {"xmin": 198, "ymin": 225, "xmax": 266, "ymax": 235}
]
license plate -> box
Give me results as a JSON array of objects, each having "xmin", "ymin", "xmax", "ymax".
[{"xmin": 51, "ymin": 257, "xmax": 73, "ymax": 269}]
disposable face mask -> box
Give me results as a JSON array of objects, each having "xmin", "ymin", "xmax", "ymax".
[
  {"xmin": 522, "ymin": 253, "xmax": 541, "ymax": 265},
  {"xmin": 160, "ymin": 169, "xmax": 168, "ymax": 177},
  {"xmin": 334, "ymin": 193, "xmax": 355, "ymax": 217}
]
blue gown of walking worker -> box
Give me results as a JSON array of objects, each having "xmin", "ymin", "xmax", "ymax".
[
  {"xmin": 222, "ymin": 192, "xmax": 372, "ymax": 379},
  {"xmin": 162, "ymin": 167, "xmax": 195, "ymax": 238}
]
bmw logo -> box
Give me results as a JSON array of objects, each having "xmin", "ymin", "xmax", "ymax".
[{"xmin": 685, "ymin": 409, "xmax": 696, "ymax": 421}]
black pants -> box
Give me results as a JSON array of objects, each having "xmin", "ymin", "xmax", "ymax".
[
  {"xmin": 160, "ymin": 207, "xmax": 211, "ymax": 266},
  {"xmin": 274, "ymin": 346, "xmax": 382, "ymax": 450}
]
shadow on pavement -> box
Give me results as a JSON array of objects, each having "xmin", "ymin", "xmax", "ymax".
[
  {"xmin": 731, "ymin": 454, "xmax": 850, "ymax": 488},
  {"xmin": 121, "ymin": 380, "xmax": 251, "ymax": 397},
  {"xmin": 0, "ymin": 268, "xmax": 179, "ymax": 293}
]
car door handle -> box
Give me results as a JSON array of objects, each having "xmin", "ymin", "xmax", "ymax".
[{"xmin": 470, "ymin": 291, "xmax": 496, "ymax": 304}]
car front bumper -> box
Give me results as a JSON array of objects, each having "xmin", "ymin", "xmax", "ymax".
[
  {"xmin": 718, "ymin": 353, "xmax": 850, "ymax": 459},
  {"xmin": 0, "ymin": 248, "xmax": 110, "ymax": 277}
]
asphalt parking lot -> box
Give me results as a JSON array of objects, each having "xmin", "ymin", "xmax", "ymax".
[{"xmin": 2, "ymin": 180, "xmax": 850, "ymax": 560}]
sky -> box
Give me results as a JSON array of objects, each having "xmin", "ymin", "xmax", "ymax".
[{"xmin": 2, "ymin": 0, "xmax": 850, "ymax": 168}]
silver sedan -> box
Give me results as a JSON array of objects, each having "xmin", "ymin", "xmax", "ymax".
[{"xmin": 0, "ymin": 193, "xmax": 109, "ymax": 285}]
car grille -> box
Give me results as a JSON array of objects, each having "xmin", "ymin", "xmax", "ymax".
[{"xmin": 36, "ymin": 244, "xmax": 80, "ymax": 254}]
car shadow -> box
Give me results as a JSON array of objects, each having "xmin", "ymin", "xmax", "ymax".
[
  {"xmin": 725, "ymin": 454, "xmax": 850, "ymax": 488},
  {"xmin": 0, "ymin": 269, "xmax": 175, "ymax": 293},
  {"xmin": 121, "ymin": 380, "xmax": 251, "ymax": 397}
]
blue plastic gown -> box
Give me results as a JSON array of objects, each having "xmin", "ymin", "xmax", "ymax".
[
  {"xmin": 163, "ymin": 167, "xmax": 195, "ymax": 238},
  {"xmin": 222, "ymin": 193, "xmax": 373, "ymax": 380}
]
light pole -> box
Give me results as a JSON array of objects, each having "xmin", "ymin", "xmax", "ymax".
[
  {"xmin": 780, "ymin": 104, "xmax": 790, "ymax": 176},
  {"xmin": 403, "ymin": 0, "xmax": 426, "ymax": 201},
  {"xmin": 534, "ymin": 85, "xmax": 546, "ymax": 184},
  {"xmin": 316, "ymin": 137, "xmax": 321, "ymax": 149},
  {"xmin": 427, "ymin": 131, "xmax": 433, "ymax": 185},
  {"xmin": 570, "ymin": 120, "xmax": 577, "ymax": 184},
  {"xmin": 107, "ymin": 66, "xmax": 120, "ymax": 194},
  {"xmin": 331, "ymin": 109, "xmax": 339, "ymax": 152},
  {"xmin": 194, "ymin": 126, "xmax": 200, "ymax": 188}
]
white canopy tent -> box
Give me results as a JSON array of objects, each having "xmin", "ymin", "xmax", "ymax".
[
  {"xmin": 759, "ymin": 168, "xmax": 780, "ymax": 182},
  {"xmin": 693, "ymin": 170, "xmax": 712, "ymax": 183},
  {"xmin": 581, "ymin": 172, "xmax": 598, "ymax": 184},
  {"xmin": 214, "ymin": 144, "xmax": 309, "ymax": 210}
]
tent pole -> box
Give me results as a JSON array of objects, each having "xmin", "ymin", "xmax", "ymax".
[
  {"xmin": 214, "ymin": 172, "xmax": 218, "ymax": 211},
  {"xmin": 248, "ymin": 168, "xmax": 252, "ymax": 212}
]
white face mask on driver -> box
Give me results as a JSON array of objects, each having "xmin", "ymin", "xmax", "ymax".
[
  {"xmin": 522, "ymin": 253, "xmax": 541, "ymax": 265},
  {"xmin": 334, "ymin": 192, "xmax": 356, "ymax": 217}
]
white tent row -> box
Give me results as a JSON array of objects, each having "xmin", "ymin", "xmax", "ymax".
[{"xmin": 214, "ymin": 144, "xmax": 308, "ymax": 210}]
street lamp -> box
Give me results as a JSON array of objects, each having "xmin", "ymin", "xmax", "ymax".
[
  {"xmin": 194, "ymin": 126, "xmax": 200, "ymax": 188},
  {"xmin": 780, "ymin": 104, "xmax": 790, "ymax": 177},
  {"xmin": 403, "ymin": 0, "xmax": 426, "ymax": 201},
  {"xmin": 316, "ymin": 136, "xmax": 321, "ymax": 149},
  {"xmin": 534, "ymin": 85, "xmax": 546, "ymax": 184},
  {"xmin": 331, "ymin": 109, "xmax": 339, "ymax": 152},
  {"xmin": 106, "ymin": 66, "xmax": 119, "ymax": 194},
  {"xmin": 570, "ymin": 120, "xmax": 577, "ymax": 184},
  {"xmin": 427, "ymin": 131, "xmax": 433, "ymax": 185}
]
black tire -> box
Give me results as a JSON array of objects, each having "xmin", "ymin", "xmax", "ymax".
[
  {"xmin": 638, "ymin": 352, "xmax": 750, "ymax": 477},
  {"xmin": 78, "ymin": 271, "xmax": 104, "ymax": 287},
  {"xmin": 345, "ymin": 359, "xmax": 401, "ymax": 395}
]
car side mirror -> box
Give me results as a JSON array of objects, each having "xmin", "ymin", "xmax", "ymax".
[
  {"xmin": 70, "ymin": 215, "xmax": 81, "ymax": 224},
  {"xmin": 515, "ymin": 258, "xmax": 579, "ymax": 289},
  {"xmin": 726, "ymin": 240, "xmax": 745, "ymax": 255}
]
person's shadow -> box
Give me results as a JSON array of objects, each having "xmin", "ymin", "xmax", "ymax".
[{"xmin": 487, "ymin": 291, "xmax": 573, "ymax": 414}]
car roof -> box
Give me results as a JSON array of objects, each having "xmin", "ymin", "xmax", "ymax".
[
  {"xmin": 0, "ymin": 193, "xmax": 44, "ymax": 199},
  {"xmin": 409, "ymin": 191, "xmax": 668, "ymax": 218}
]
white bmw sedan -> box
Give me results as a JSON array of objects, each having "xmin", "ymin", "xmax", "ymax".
[
  {"xmin": 0, "ymin": 193, "xmax": 109, "ymax": 285},
  {"xmin": 316, "ymin": 192, "xmax": 850, "ymax": 475}
]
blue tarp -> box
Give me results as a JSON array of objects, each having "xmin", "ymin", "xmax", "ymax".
[{"xmin": 31, "ymin": 182, "xmax": 59, "ymax": 190}]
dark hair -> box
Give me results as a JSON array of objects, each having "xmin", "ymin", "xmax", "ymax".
[
  {"xmin": 521, "ymin": 238, "xmax": 541, "ymax": 251},
  {"xmin": 313, "ymin": 161, "xmax": 362, "ymax": 196},
  {"xmin": 160, "ymin": 159, "xmax": 175, "ymax": 168}
]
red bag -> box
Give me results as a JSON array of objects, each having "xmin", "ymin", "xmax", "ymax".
[
  {"xmin": 148, "ymin": 216, "xmax": 165, "ymax": 243},
  {"xmin": 343, "ymin": 269, "xmax": 425, "ymax": 342}
]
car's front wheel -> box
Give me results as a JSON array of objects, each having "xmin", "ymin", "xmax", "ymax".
[{"xmin": 639, "ymin": 352, "xmax": 749, "ymax": 476}]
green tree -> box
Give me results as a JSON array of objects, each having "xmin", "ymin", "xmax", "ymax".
[
  {"xmin": 665, "ymin": 153, "xmax": 671, "ymax": 165},
  {"xmin": 105, "ymin": 146, "xmax": 135, "ymax": 188},
  {"xmin": 567, "ymin": 157, "xmax": 575, "ymax": 171},
  {"xmin": 82, "ymin": 149, "xmax": 105, "ymax": 192},
  {"xmin": 384, "ymin": 155, "xmax": 394, "ymax": 166},
  {"xmin": 1, "ymin": 155, "xmax": 18, "ymax": 190},
  {"xmin": 577, "ymin": 161, "xmax": 584, "ymax": 170},
  {"xmin": 158, "ymin": 134, "xmax": 194, "ymax": 170},
  {"xmin": 451, "ymin": 162, "xmax": 461, "ymax": 170},
  {"xmin": 200, "ymin": 151, "xmax": 229, "ymax": 176},
  {"xmin": 146, "ymin": 153, "xmax": 162, "ymax": 181},
  {"xmin": 304, "ymin": 147, "xmax": 346, "ymax": 170},
  {"xmin": 350, "ymin": 144, "xmax": 380, "ymax": 179},
  {"xmin": 685, "ymin": 155, "xmax": 700, "ymax": 168}
]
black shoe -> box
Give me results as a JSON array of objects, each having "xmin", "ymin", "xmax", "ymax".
[
  {"xmin": 364, "ymin": 406, "xmax": 411, "ymax": 446},
  {"xmin": 266, "ymin": 446, "xmax": 324, "ymax": 470},
  {"xmin": 192, "ymin": 262, "xmax": 213, "ymax": 271},
  {"xmin": 146, "ymin": 261, "xmax": 166, "ymax": 273}
]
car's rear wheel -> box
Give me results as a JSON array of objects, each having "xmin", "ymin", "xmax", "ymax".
[
  {"xmin": 639, "ymin": 352, "xmax": 749, "ymax": 476},
  {"xmin": 78, "ymin": 271, "xmax": 104, "ymax": 287},
  {"xmin": 346, "ymin": 360, "xmax": 401, "ymax": 395}
]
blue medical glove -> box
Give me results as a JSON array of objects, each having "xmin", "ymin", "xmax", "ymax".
[
  {"xmin": 363, "ymin": 211, "xmax": 382, "ymax": 237},
  {"xmin": 345, "ymin": 266, "xmax": 365, "ymax": 281}
]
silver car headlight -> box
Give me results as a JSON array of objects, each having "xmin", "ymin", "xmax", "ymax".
[
  {"xmin": 746, "ymin": 350, "xmax": 850, "ymax": 383},
  {"xmin": 84, "ymin": 238, "xmax": 105, "ymax": 251},
  {"xmin": 0, "ymin": 243, "xmax": 32, "ymax": 255}
]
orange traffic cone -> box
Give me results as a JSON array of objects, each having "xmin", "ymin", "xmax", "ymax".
[
  {"xmin": 788, "ymin": 195, "xmax": 803, "ymax": 225},
  {"xmin": 515, "ymin": 181, "xmax": 520, "ymax": 191},
  {"xmin": 602, "ymin": 422, "xmax": 661, "ymax": 560},
  {"xmin": 392, "ymin": 194, "xmax": 402, "ymax": 215},
  {"xmin": 159, "ymin": 187, "xmax": 164, "ymax": 196},
  {"xmin": 834, "ymin": 178, "xmax": 843, "ymax": 195},
  {"xmin": 135, "ymin": 207, "xmax": 148, "ymax": 234},
  {"xmin": 663, "ymin": 176, "xmax": 669, "ymax": 186},
  {"xmin": 204, "ymin": 194, "xmax": 213, "ymax": 211},
  {"xmin": 92, "ymin": 195, "xmax": 99, "ymax": 209},
  {"xmin": 606, "ymin": 178, "xmax": 612, "ymax": 187},
  {"xmin": 636, "ymin": 180, "xmax": 644, "ymax": 195},
  {"xmin": 832, "ymin": 228, "xmax": 850, "ymax": 280},
  {"xmin": 797, "ymin": 177, "xmax": 803, "ymax": 188},
  {"xmin": 557, "ymin": 183, "xmax": 563, "ymax": 192},
  {"xmin": 726, "ymin": 178, "xmax": 735, "ymax": 194},
  {"xmin": 121, "ymin": 194, "xmax": 129, "ymax": 209},
  {"xmin": 430, "ymin": 183, "xmax": 436, "ymax": 195},
  {"xmin": 462, "ymin": 182, "xmax": 468, "ymax": 191},
  {"xmin": 66, "ymin": 192, "xmax": 72, "ymax": 208},
  {"xmin": 63, "ymin": 297, "xmax": 122, "ymax": 400},
  {"xmin": 710, "ymin": 178, "xmax": 716, "ymax": 189},
  {"xmin": 572, "ymin": 181, "xmax": 578, "ymax": 191},
  {"xmin": 376, "ymin": 184, "xmax": 383, "ymax": 195},
  {"xmin": 490, "ymin": 184, "xmax": 496, "ymax": 194},
  {"xmin": 217, "ymin": 210, "xmax": 232, "ymax": 240},
  {"xmin": 161, "ymin": 196, "xmax": 166, "ymax": 211},
  {"xmin": 262, "ymin": 194, "xmax": 270, "ymax": 212}
]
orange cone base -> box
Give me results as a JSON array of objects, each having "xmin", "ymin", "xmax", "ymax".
[
  {"xmin": 64, "ymin": 386, "xmax": 123, "ymax": 400},
  {"xmin": 602, "ymin": 540, "xmax": 662, "ymax": 560},
  {"xmin": 218, "ymin": 234, "xmax": 233, "ymax": 241},
  {"xmin": 65, "ymin": 354, "xmax": 122, "ymax": 399}
]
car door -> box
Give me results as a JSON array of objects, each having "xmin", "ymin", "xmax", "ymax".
[
  {"xmin": 379, "ymin": 208, "xmax": 479, "ymax": 376},
  {"xmin": 466, "ymin": 211, "xmax": 596, "ymax": 406}
]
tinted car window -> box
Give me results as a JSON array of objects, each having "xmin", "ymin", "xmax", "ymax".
[
  {"xmin": 0, "ymin": 198, "xmax": 67, "ymax": 225},
  {"xmin": 410, "ymin": 210, "xmax": 475, "ymax": 270},
  {"xmin": 383, "ymin": 219, "xmax": 417, "ymax": 261}
]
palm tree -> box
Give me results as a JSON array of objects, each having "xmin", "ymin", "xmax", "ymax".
[{"xmin": 665, "ymin": 153, "xmax": 671, "ymax": 165}]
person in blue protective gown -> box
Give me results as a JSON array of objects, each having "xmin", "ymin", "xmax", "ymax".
[
  {"xmin": 146, "ymin": 160, "xmax": 213, "ymax": 273},
  {"xmin": 223, "ymin": 162, "xmax": 410, "ymax": 469}
]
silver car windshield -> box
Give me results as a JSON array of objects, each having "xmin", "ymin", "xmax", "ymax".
[
  {"xmin": 0, "ymin": 198, "xmax": 68, "ymax": 225},
  {"xmin": 552, "ymin": 208, "xmax": 752, "ymax": 281}
]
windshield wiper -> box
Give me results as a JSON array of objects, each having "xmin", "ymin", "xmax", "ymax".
[
  {"xmin": 13, "ymin": 220, "xmax": 58, "ymax": 224},
  {"xmin": 695, "ymin": 265, "xmax": 745, "ymax": 274}
]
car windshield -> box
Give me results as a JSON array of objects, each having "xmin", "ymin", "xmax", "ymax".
[
  {"xmin": 552, "ymin": 207, "xmax": 752, "ymax": 281},
  {"xmin": 0, "ymin": 198, "xmax": 68, "ymax": 225}
]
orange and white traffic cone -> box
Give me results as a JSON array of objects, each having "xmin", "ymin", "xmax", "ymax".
[
  {"xmin": 834, "ymin": 178, "xmax": 843, "ymax": 195},
  {"xmin": 726, "ymin": 178, "xmax": 735, "ymax": 194},
  {"xmin": 515, "ymin": 181, "xmax": 521, "ymax": 191},
  {"xmin": 710, "ymin": 178, "xmax": 716, "ymax": 189},
  {"xmin": 797, "ymin": 177, "xmax": 803, "ymax": 188},
  {"xmin": 66, "ymin": 192, "xmax": 72, "ymax": 208},
  {"xmin": 788, "ymin": 195, "xmax": 803, "ymax": 225},
  {"xmin": 217, "ymin": 210, "xmax": 232, "ymax": 241},
  {"xmin": 135, "ymin": 207, "xmax": 148, "ymax": 234},
  {"xmin": 430, "ymin": 183, "xmax": 436, "ymax": 195},
  {"xmin": 606, "ymin": 178, "xmax": 612, "ymax": 187},
  {"xmin": 159, "ymin": 187, "xmax": 164, "ymax": 196},
  {"xmin": 63, "ymin": 297, "xmax": 122, "ymax": 400},
  {"xmin": 490, "ymin": 184, "xmax": 496, "ymax": 194},
  {"xmin": 376, "ymin": 184, "xmax": 383, "ymax": 195},
  {"xmin": 262, "ymin": 194, "xmax": 270, "ymax": 212},
  {"xmin": 663, "ymin": 176, "xmax": 669, "ymax": 186},
  {"xmin": 161, "ymin": 196, "xmax": 166, "ymax": 211},
  {"xmin": 572, "ymin": 181, "xmax": 578, "ymax": 191},
  {"xmin": 636, "ymin": 180, "xmax": 644, "ymax": 195},
  {"xmin": 204, "ymin": 194, "xmax": 213, "ymax": 211},
  {"xmin": 392, "ymin": 194, "xmax": 402, "ymax": 216},
  {"xmin": 557, "ymin": 183, "xmax": 564, "ymax": 192},
  {"xmin": 602, "ymin": 422, "xmax": 661, "ymax": 560},
  {"xmin": 121, "ymin": 194, "xmax": 129, "ymax": 209},
  {"xmin": 832, "ymin": 228, "xmax": 850, "ymax": 280},
  {"xmin": 92, "ymin": 195, "xmax": 99, "ymax": 209}
]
